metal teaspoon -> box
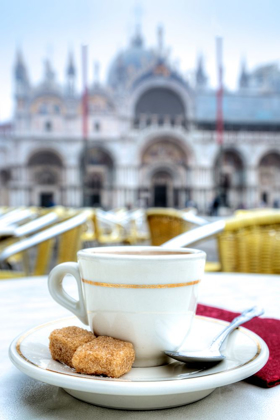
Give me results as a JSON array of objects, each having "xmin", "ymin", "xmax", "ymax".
[{"xmin": 165, "ymin": 306, "xmax": 264, "ymax": 364}]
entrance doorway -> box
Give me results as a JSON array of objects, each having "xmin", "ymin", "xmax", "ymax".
[
  {"xmin": 90, "ymin": 193, "xmax": 101, "ymax": 206},
  {"xmin": 154, "ymin": 185, "xmax": 167, "ymax": 207},
  {"xmin": 82, "ymin": 148, "xmax": 114, "ymax": 208},
  {"xmin": 152, "ymin": 171, "xmax": 173, "ymax": 207},
  {"xmin": 40, "ymin": 193, "xmax": 54, "ymax": 207},
  {"xmin": 259, "ymin": 152, "xmax": 280, "ymax": 207}
]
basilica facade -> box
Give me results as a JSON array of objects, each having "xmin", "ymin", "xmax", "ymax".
[{"xmin": 1, "ymin": 30, "xmax": 280, "ymax": 212}]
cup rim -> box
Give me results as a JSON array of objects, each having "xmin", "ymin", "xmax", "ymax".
[{"xmin": 77, "ymin": 246, "xmax": 206, "ymax": 261}]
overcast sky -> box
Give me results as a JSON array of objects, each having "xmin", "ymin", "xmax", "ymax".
[{"xmin": 0, "ymin": 0, "xmax": 280, "ymax": 121}]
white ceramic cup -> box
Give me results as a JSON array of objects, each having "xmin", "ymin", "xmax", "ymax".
[{"xmin": 48, "ymin": 246, "xmax": 206, "ymax": 367}]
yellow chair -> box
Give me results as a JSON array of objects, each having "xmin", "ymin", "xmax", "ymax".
[
  {"xmin": 146, "ymin": 208, "xmax": 196, "ymax": 246},
  {"xmin": 0, "ymin": 210, "xmax": 92, "ymax": 278},
  {"xmin": 218, "ymin": 212, "xmax": 280, "ymax": 273},
  {"xmin": 80, "ymin": 208, "xmax": 97, "ymax": 244},
  {"xmin": 162, "ymin": 211, "xmax": 280, "ymax": 274},
  {"xmin": 0, "ymin": 206, "xmax": 70, "ymax": 269},
  {"xmin": 124, "ymin": 218, "xmax": 150, "ymax": 245},
  {"xmin": 92, "ymin": 209, "xmax": 126, "ymax": 245},
  {"xmin": 110, "ymin": 209, "xmax": 149, "ymax": 245}
]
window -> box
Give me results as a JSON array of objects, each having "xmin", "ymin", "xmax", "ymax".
[
  {"xmin": 39, "ymin": 103, "xmax": 48, "ymax": 115},
  {"xmin": 45, "ymin": 121, "xmax": 52, "ymax": 132},
  {"xmin": 53, "ymin": 104, "xmax": 60, "ymax": 114},
  {"xmin": 94, "ymin": 121, "xmax": 100, "ymax": 132}
]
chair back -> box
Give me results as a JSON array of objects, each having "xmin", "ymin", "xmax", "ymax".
[
  {"xmin": 0, "ymin": 211, "xmax": 92, "ymax": 276},
  {"xmin": 219, "ymin": 212, "xmax": 280, "ymax": 273},
  {"xmin": 146, "ymin": 208, "xmax": 194, "ymax": 246},
  {"xmin": 0, "ymin": 208, "xmax": 37, "ymax": 227},
  {"xmin": 92, "ymin": 209, "xmax": 125, "ymax": 244},
  {"xmin": 162, "ymin": 211, "xmax": 280, "ymax": 274}
]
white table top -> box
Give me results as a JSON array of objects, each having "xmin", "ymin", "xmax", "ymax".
[{"xmin": 1, "ymin": 272, "xmax": 279, "ymax": 419}]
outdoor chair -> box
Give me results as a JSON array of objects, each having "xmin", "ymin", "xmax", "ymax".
[
  {"xmin": 0, "ymin": 207, "xmax": 38, "ymax": 229},
  {"xmin": 0, "ymin": 207, "xmax": 72, "ymax": 267},
  {"xmin": 92, "ymin": 209, "xmax": 127, "ymax": 245},
  {"xmin": 162, "ymin": 211, "xmax": 280, "ymax": 274},
  {"xmin": 146, "ymin": 207, "xmax": 207, "ymax": 246},
  {"xmin": 0, "ymin": 210, "xmax": 92, "ymax": 278},
  {"xmin": 0, "ymin": 207, "xmax": 13, "ymax": 218},
  {"xmin": 118, "ymin": 209, "xmax": 150, "ymax": 245}
]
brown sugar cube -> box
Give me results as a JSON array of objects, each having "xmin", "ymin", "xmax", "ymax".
[
  {"xmin": 49, "ymin": 326, "xmax": 96, "ymax": 368},
  {"xmin": 72, "ymin": 336, "xmax": 135, "ymax": 378}
]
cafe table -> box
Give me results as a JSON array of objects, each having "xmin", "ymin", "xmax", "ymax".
[{"xmin": 1, "ymin": 272, "xmax": 279, "ymax": 419}]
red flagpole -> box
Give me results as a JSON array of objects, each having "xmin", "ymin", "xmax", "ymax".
[
  {"xmin": 82, "ymin": 45, "xmax": 88, "ymax": 139},
  {"xmin": 216, "ymin": 37, "xmax": 223, "ymax": 145},
  {"xmin": 81, "ymin": 45, "xmax": 88, "ymax": 206}
]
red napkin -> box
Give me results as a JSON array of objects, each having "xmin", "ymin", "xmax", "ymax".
[{"xmin": 196, "ymin": 304, "xmax": 280, "ymax": 388}]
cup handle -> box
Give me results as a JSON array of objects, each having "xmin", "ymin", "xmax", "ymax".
[{"xmin": 48, "ymin": 262, "xmax": 88, "ymax": 325}]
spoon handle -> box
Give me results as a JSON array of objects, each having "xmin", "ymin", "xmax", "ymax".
[{"xmin": 209, "ymin": 306, "xmax": 264, "ymax": 353}]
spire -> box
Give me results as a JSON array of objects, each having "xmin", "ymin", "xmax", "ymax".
[
  {"xmin": 131, "ymin": 1, "xmax": 143, "ymax": 48},
  {"xmin": 44, "ymin": 59, "xmax": 55, "ymax": 82},
  {"xmin": 65, "ymin": 51, "xmax": 76, "ymax": 95},
  {"xmin": 67, "ymin": 51, "xmax": 76, "ymax": 77},
  {"xmin": 131, "ymin": 24, "xmax": 143, "ymax": 48},
  {"xmin": 14, "ymin": 48, "xmax": 29, "ymax": 97},
  {"xmin": 195, "ymin": 54, "xmax": 208, "ymax": 89},
  {"xmin": 157, "ymin": 25, "xmax": 164, "ymax": 56},
  {"xmin": 239, "ymin": 57, "xmax": 249, "ymax": 89},
  {"xmin": 93, "ymin": 61, "xmax": 100, "ymax": 85},
  {"xmin": 15, "ymin": 48, "xmax": 29, "ymax": 84}
]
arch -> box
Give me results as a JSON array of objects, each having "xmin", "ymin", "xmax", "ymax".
[
  {"xmin": 28, "ymin": 150, "xmax": 64, "ymax": 167},
  {"xmin": 129, "ymin": 77, "xmax": 193, "ymax": 121},
  {"xmin": 259, "ymin": 150, "xmax": 280, "ymax": 167},
  {"xmin": 214, "ymin": 147, "xmax": 245, "ymax": 167},
  {"xmin": 88, "ymin": 94, "xmax": 115, "ymax": 113},
  {"xmin": 141, "ymin": 136, "xmax": 189, "ymax": 167},
  {"xmin": 81, "ymin": 146, "xmax": 114, "ymax": 167},
  {"xmin": 139, "ymin": 136, "xmax": 191, "ymax": 208},
  {"xmin": 149, "ymin": 165, "xmax": 177, "ymax": 181},
  {"xmin": 30, "ymin": 94, "xmax": 65, "ymax": 115},
  {"xmin": 151, "ymin": 169, "xmax": 174, "ymax": 207},
  {"xmin": 26, "ymin": 149, "xmax": 64, "ymax": 206},
  {"xmin": 213, "ymin": 148, "xmax": 246, "ymax": 208},
  {"xmin": 258, "ymin": 151, "xmax": 280, "ymax": 206},
  {"xmin": 142, "ymin": 138, "xmax": 188, "ymax": 167},
  {"xmin": 135, "ymin": 87, "xmax": 185, "ymax": 119},
  {"xmin": 0, "ymin": 169, "xmax": 10, "ymax": 205},
  {"xmin": 0, "ymin": 169, "xmax": 10, "ymax": 186},
  {"xmin": 137, "ymin": 129, "xmax": 195, "ymax": 165},
  {"xmin": 81, "ymin": 146, "xmax": 115, "ymax": 208},
  {"xmin": 36, "ymin": 170, "xmax": 58, "ymax": 185}
]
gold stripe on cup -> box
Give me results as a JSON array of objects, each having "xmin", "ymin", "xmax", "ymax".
[{"xmin": 82, "ymin": 279, "xmax": 201, "ymax": 289}]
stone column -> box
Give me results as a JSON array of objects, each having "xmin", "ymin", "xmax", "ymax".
[
  {"xmin": 246, "ymin": 165, "xmax": 258, "ymax": 208},
  {"xmin": 64, "ymin": 165, "xmax": 81, "ymax": 207}
]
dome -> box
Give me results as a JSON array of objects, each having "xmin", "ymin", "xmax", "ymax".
[{"xmin": 107, "ymin": 33, "xmax": 156, "ymax": 89}]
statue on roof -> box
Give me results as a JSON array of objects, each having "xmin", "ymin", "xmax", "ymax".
[
  {"xmin": 67, "ymin": 51, "xmax": 76, "ymax": 77},
  {"xmin": 157, "ymin": 25, "xmax": 164, "ymax": 56},
  {"xmin": 195, "ymin": 54, "xmax": 208, "ymax": 89},
  {"xmin": 66, "ymin": 51, "xmax": 76, "ymax": 95},
  {"xmin": 239, "ymin": 58, "xmax": 249, "ymax": 89},
  {"xmin": 94, "ymin": 61, "xmax": 100, "ymax": 86},
  {"xmin": 44, "ymin": 59, "xmax": 55, "ymax": 83}
]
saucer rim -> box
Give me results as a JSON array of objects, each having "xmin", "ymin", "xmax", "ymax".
[{"xmin": 9, "ymin": 315, "xmax": 269, "ymax": 396}]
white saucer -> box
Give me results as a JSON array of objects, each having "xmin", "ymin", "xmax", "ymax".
[{"xmin": 9, "ymin": 316, "xmax": 269, "ymax": 410}]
